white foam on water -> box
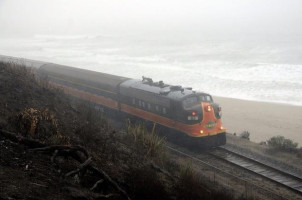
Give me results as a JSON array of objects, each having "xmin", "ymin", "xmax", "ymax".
[{"xmin": 1, "ymin": 35, "xmax": 302, "ymax": 106}]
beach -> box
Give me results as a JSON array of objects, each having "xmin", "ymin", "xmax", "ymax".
[{"xmin": 215, "ymin": 97, "xmax": 302, "ymax": 146}]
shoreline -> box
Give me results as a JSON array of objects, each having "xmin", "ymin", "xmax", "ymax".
[
  {"xmin": 214, "ymin": 96, "xmax": 302, "ymax": 146},
  {"xmin": 214, "ymin": 95, "xmax": 302, "ymax": 108}
]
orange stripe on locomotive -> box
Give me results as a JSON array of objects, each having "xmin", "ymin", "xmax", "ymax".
[{"xmin": 49, "ymin": 82, "xmax": 225, "ymax": 138}]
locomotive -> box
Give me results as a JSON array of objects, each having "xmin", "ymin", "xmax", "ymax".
[{"xmin": 0, "ymin": 55, "xmax": 226, "ymax": 148}]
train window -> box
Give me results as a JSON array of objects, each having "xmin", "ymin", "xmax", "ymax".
[
  {"xmin": 155, "ymin": 105, "xmax": 160, "ymax": 112},
  {"xmin": 132, "ymin": 98, "xmax": 135, "ymax": 105},
  {"xmin": 163, "ymin": 107, "xmax": 167, "ymax": 114},
  {"xmin": 182, "ymin": 96, "xmax": 198, "ymax": 108},
  {"xmin": 142, "ymin": 101, "xmax": 145, "ymax": 108},
  {"xmin": 139, "ymin": 100, "xmax": 142, "ymax": 107},
  {"xmin": 199, "ymin": 95, "xmax": 212, "ymax": 102},
  {"xmin": 147, "ymin": 103, "xmax": 151, "ymax": 110}
]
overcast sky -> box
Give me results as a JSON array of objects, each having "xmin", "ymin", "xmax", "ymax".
[{"xmin": 0, "ymin": 0, "xmax": 301, "ymax": 40}]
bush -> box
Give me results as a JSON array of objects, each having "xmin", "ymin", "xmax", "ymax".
[
  {"xmin": 174, "ymin": 164, "xmax": 211, "ymax": 200},
  {"xmin": 267, "ymin": 136, "xmax": 298, "ymax": 152},
  {"xmin": 126, "ymin": 120, "xmax": 166, "ymax": 159},
  {"xmin": 126, "ymin": 166, "xmax": 170, "ymax": 200},
  {"xmin": 174, "ymin": 164, "xmax": 234, "ymax": 200},
  {"xmin": 75, "ymin": 103, "xmax": 117, "ymax": 155},
  {"xmin": 11, "ymin": 108, "xmax": 70, "ymax": 145},
  {"xmin": 297, "ymin": 147, "xmax": 302, "ymax": 158},
  {"xmin": 240, "ymin": 131, "xmax": 250, "ymax": 140}
]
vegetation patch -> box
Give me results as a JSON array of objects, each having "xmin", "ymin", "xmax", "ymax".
[
  {"xmin": 126, "ymin": 166, "xmax": 170, "ymax": 200},
  {"xmin": 125, "ymin": 120, "xmax": 166, "ymax": 160},
  {"xmin": 267, "ymin": 135, "xmax": 298, "ymax": 152},
  {"xmin": 174, "ymin": 164, "xmax": 234, "ymax": 200}
]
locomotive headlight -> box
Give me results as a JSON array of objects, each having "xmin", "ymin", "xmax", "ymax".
[
  {"xmin": 200, "ymin": 130, "xmax": 204, "ymax": 134},
  {"xmin": 205, "ymin": 105, "xmax": 211, "ymax": 112},
  {"xmin": 220, "ymin": 126, "xmax": 224, "ymax": 130}
]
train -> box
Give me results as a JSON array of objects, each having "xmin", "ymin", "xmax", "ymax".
[{"xmin": 0, "ymin": 55, "xmax": 226, "ymax": 149}]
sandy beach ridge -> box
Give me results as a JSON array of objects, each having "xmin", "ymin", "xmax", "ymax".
[{"xmin": 214, "ymin": 96, "xmax": 302, "ymax": 146}]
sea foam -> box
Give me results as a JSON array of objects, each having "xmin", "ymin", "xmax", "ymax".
[{"xmin": 0, "ymin": 35, "xmax": 301, "ymax": 106}]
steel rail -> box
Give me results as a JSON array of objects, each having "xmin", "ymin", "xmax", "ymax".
[
  {"xmin": 210, "ymin": 146, "xmax": 302, "ymax": 195},
  {"xmin": 166, "ymin": 145, "xmax": 291, "ymax": 200}
]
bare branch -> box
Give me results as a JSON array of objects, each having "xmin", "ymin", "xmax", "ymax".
[
  {"xmin": 90, "ymin": 179, "xmax": 104, "ymax": 191},
  {"xmin": 65, "ymin": 157, "xmax": 92, "ymax": 177},
  {"xmin": 0, "ymin": 129, "xmax": 45, "ymax": 148}
]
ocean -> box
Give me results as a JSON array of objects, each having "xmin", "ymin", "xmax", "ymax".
[{"xmin": 1, "ymin": 34, "xmax": 302, "ymax": 106}]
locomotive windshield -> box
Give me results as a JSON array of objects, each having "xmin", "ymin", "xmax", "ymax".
[
  {"xmin": 199, "ymin": 95, "xmax": 212, "ymax": 102},
  {"xmin": 182, "ymin": 96, "xmax": 198, "ymax": 108},
  {"xmin": 182, "ymin": 94, "xmax": 213, "ymax": 108}
]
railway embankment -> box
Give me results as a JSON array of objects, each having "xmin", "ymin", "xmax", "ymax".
[
  {"xmin": 225, "ymin": 134, "xmax": 302, "ymax": 177},
  {"xmin": 1, "ymin": 61, "xmax": 301, "ymax": 200},
  {"xmin": 0, "ymin": 61, "xmax": 236, "ymax": 200}
]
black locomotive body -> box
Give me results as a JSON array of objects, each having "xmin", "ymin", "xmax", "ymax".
[{"xmin": 0, "ymin": 55, "xmax": 226, "ymax": 149}]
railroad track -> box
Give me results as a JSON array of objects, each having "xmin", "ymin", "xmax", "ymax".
[
  {"xmin": 166, "ymin": 144, "xmax": 302, "ymax": 200},
  {"xmin": 118, "ymin": 126, "xmax": 302, "ymax": 198},
  {"xmin": 210, "ymin": 146, "xmax": 302, "ymax": 194}
]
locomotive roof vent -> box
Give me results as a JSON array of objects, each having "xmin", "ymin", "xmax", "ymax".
[
  {"xmin": 142, "ymin": 76, "xmax": 167, "ymax": 88},
  {"xmin": 142, "ymin": 76, "xmax": 153, "ymax": 84},
  {"xmin": 169, "ymin": 85, "xmax": 185, "ymax": 94},
  {"xmin": 170, "ymin": 85, "xmax": 182, "ymax": 91}
]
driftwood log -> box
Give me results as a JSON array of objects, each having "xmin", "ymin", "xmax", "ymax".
[
  {"xmin": 0, "ymin": 129, "xmax": 45, "ymax": 148},
  {"xmin": 88, "ymin": 165, "xmax": 131, "ymax": 200},
  {"xmin": 65, "ymin": 186, "xmax": 118, "ymax": 200},
  {"xmin": 30, "ymin": 145, "xmax": 89, "ymax": 158},
  {"xmin": 90, "ymin": 179, "xmax": 104, "ymax": 191},
  {"xmin": 65, "ymin": 157, "xmax": 92, "ymax": 177},
  {"xmin": 0, "ymin": 129, "xmax": 131, "ymax": 200},
  {"xmin": 30, "ymin": 145, "xmax": 89, "ymax": 164}
]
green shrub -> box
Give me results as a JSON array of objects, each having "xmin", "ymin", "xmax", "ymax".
[
  {"xmin": 126, "ymin": 120, "xmax": 166, "ymax": 159},
  {"xmin": 267, "ymin": 136, "xmax": 298, "ymax": 151}
]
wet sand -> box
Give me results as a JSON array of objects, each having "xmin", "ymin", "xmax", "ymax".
[{"xmin": 214, "ymin": 97, "xmax": 302, "ymax": 146}]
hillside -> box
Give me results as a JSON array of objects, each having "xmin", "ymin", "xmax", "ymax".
[
  {"xmin": 0, "ymin": 61, "xmax": 239, "ymax": 200},
  {"xmin": 0, "ymin": 61, "xmax": 130, "ymax": 199}
]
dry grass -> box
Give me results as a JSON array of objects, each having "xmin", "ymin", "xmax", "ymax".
[
  {"xmin": 73, "ymin": 103, "xmax": 121, "ymax": 164},
  {"xmin": 0, "ymin": 61, "xmax": 34, "ymax": 78},
  {"xmin": 174, "ymin": 163, "xmax": 235, "ymax": 200},
  {"xmin": 126, "ymin": 166, "xmax": 170, "ymax": 200},
  {"xmin": 125, "ymin": 120, "xmax": 166, "ymax": 160},
  {"xmin": 174, "ymin": 164, "xmax": 211, "ymax": 200}
]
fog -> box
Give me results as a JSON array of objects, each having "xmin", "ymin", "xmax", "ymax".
[
  {"xmin": 1, "ymin": 0, "xmax": 302, "ymax": 41},
  {"xmin": 1, "ymin": 0, "xmax": 302, "ymax": 145}
]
